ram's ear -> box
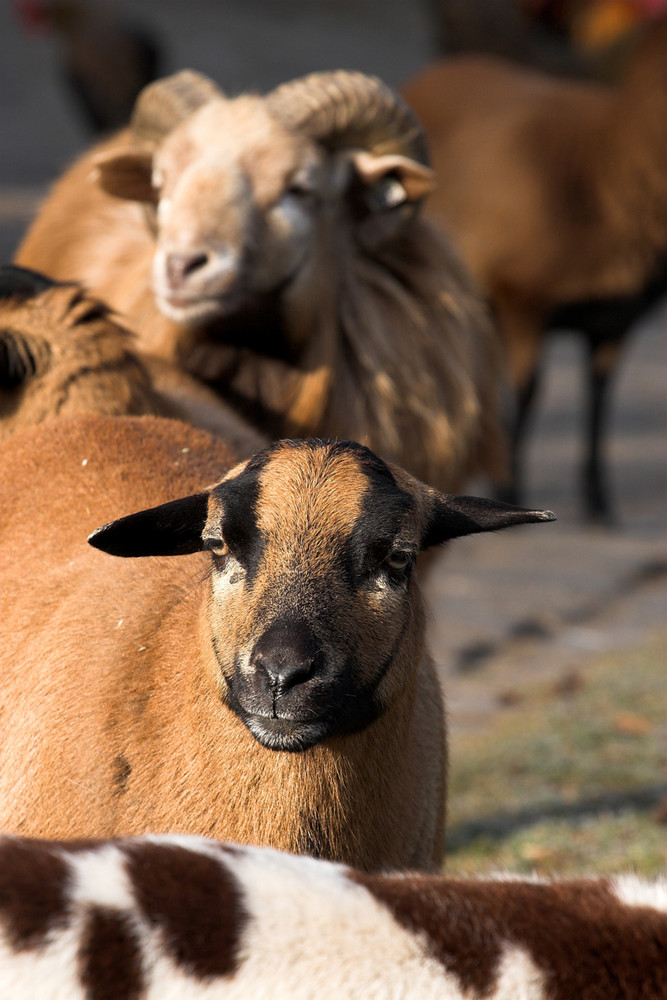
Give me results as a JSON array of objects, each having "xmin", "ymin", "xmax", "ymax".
[
  {"xmin": 352, "ymin": 151, "xmax": 436, "ymax": 208},
  {"xmin": 88, "ymin": 492, "xmax": 211, "ymax": 557},
  {"xmin": 92, "ymin": 147, "xmax": 156, "ymax": 203},
  {"xmin": 421, "ymin": 493, "xmax": 556, "ymax": 549},
  {"xmin": 350, "ymin": 151, "xmax": 435, "ymax": 250}
]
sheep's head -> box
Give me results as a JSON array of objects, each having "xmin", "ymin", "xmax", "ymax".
[
  {"xmin": 0, "ymin": 265, "xmax": 158, "ymax": 436},
  {"xmin": 93, "ymin": 70, "xmax": 435, "ymax": 329},
  {"xmin": 89, "ymin": 439, "xmax": 555, "ymax": 752}
]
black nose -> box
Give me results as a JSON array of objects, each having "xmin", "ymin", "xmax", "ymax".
[
  {"xmin": 251, "ymin": 620, "xmax": 323, "ymax": 696},
  {"xmin": 165, "ymin": 251, "xmax": 209, "ymax": 287}
]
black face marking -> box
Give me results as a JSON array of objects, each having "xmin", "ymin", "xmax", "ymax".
[
  {"xmin": 345, "ymin": 450, "xmax": 416, "ymax": 584},
  {"xmin": 208, "ymin": 449, "xmax": 272, "ymax": 585},
  {"xmin": 78, "ymin": 907, "xmax": 144, "ymax": 1000}
]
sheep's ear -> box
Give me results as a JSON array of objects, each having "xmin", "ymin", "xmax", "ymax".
[
  {"xmin": 92, "ymin": 147, "xmax": 156, "ymax": 203},
  {"xmin": 88, "ymin": 492, "xmax": 211, "ymax": 557},
  {"xmin": 352, "ymin": 152, "xmax": 436, "ymax": 208},
  {"xmin": 0, "ymin": 328, "xmax": 49, "ymax": 388},
  {"xmin": 421, "ymin": 494, "xmax": 556, "ymax": 549}
]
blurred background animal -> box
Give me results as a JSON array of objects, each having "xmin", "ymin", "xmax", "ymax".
[
  {"xmin": 403, "ymin": 13, "xmax": 667, "ymax": 520},
  {"xmin": 15, "ymin": 69, "xmax": 507, "ymax": 495},
  {"xmin": 14, "ymin": 0, "xmax": 162, "ymax": 134}
]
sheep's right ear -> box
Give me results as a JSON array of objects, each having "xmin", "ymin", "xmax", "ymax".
[
  {"xmin": 92, "ymin": 148, "xmax": 156, "ymax": 203},
  {"xmin": 88, "ymin": 492, "xmax": 210, "ymax": 557}
]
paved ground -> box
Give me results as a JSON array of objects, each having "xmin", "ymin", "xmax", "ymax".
[{"xmin": 2, "ymin": 0, "xmax": 666, "ymax": 738}]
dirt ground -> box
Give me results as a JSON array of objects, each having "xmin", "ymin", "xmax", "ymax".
[{"xmin": 2, "ymin": 1, "xmax": 665, "ymax": 763}]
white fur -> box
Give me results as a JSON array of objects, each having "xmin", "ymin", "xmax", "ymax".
[
  {"xmin": 612, "ymin": 873, "xmax": 667, "ymax": 912},
  {"xmin": 1, "ymin": 837, "xmax": 665, "ymax": 1000}
]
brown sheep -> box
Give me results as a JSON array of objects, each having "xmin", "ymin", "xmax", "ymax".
[
  {"xmin": 0, "ymin": 264, "xmax": 265, "ymax": 455},
  {"xmin": 0, "ymin": 416, "xmax": 553, "ymax": 870},
  {"xmin": 15, "ymin": 69, "xmax": 507, "ymax": 494},
  {"xmin": 0, "ymin": 835, "xmax": 665, "ymax": 999},
  {"xmin": 403, "ymin": 15, "xmax": 667, "ymax": 520}
]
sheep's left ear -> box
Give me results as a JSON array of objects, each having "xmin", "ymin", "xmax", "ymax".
[
  {"xmin": 88, "ymin": 492, "xmax": 210, "ymax": 557},
  {"xmin": 421, "ymin": 494, "xmax": 556, "ymax": 549},
  {"xmin": 92, "ymin": 147, "xmax": 156, "ymax": 203}
]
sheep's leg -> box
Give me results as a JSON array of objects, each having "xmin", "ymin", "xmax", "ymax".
[
  {"xmin": 493, "ymin": 295, "xmax": 544, "ymax": 506},
  {"xmin": 583, "ymin": 335, "xmax": 623, "ymax": 524}
]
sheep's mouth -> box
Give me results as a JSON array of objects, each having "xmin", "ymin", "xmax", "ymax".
[
  {"xmin": 242, "ymin": 713, "xmax": 329, "ymax": 753},
  {"xmin": 227, "ymin": 681, "xmax": 382, "ymax": 752},
  {"xmin": 157, "ymin": 291, "xmax": 233, "ymax": 325}
]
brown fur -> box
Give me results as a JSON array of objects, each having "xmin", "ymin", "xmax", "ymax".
[
  {"xmin": 403, "ymin": 19, "xmax": 667, "ymax": 352},
  {"xmin": 0, "ymin": 416, "xmax": 447, "ymax": 871},
  {"xmin": 1, "ymin": 836, "xmax": 664, "ymax": 999},
  {"xmin": 15, "ymin": 77, "xmax": 506, "ymax": 492},
  {"xmin": 355, "ymin": 872, "xmax": 667, "ymax": 999},
  {"xmin": 0, "ymin": 268, "xmax": 265, "ymax": 456}
]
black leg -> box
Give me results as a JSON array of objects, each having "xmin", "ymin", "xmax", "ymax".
[{"xmin": 583, "ymin": 338, "xmax": 620, "ymax": 524}]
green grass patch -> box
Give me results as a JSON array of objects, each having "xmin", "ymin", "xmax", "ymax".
[{"xmin": 445, "ymin": 631, "xmax": 666, "ymax": 876}]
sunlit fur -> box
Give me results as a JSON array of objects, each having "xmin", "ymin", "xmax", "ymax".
[
  {"xmin": 15, "ymin": 74, "xmax": 506, "ymax": 493},
  {"xmin": 0, "ymin": 267, "xmax": 265, "ymax": 455},
  {"xmin": 0, "ymin": 419, "xmax": 447, "ymax": 871},
  {"xmin": 0, "ymin": 835, "xmax": 664, "ymax": 1000}
]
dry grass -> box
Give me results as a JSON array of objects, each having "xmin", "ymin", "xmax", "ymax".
[{"xmin": 445, "ymin": 631, "xmax": 667, "ymax": 876}]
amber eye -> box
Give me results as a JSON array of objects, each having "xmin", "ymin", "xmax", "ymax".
[
  {"xmin": 384, "ymin": 550, "xmax": 411, "ymax": 572},
  {"xmin": 206, "ymin": 538, "xmax": 229, "ymax": 559}
]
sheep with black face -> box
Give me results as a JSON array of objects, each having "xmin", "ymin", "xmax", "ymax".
[{"xmin": 0, "ymin": 419, "xmax": 553, "ymax": 869}]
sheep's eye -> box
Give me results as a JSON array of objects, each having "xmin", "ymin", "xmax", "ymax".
[
  {"xmin": 384, "ymin": 550, "xmax": 411, "ymax": 572},
  {"xmin": 284, "ymin": 179, "xmax": 315, "ymax": 200},
  {"xmin": 206, "ymin": 539, "xmax": 229, "ymax": 559}
]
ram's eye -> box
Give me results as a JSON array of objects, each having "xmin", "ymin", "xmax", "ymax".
[{"xmin": 384, "ymin": 550, "xmax": 411, "ymax": 572}]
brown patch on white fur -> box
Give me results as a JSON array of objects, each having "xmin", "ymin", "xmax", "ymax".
[
  {"xmin": 354, "ymin": 872, "xmax": 667, "ymax": 999},
  {"xmin": 1, "ymin": 837, "xmax": 665, "ymax": 999}
]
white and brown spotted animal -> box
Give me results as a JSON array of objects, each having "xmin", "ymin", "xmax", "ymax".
[
  {"xmin": 0, "ymin": 835, "xmax": 665, "ymax": 1000},
  {"xmin": 0, "ymin": 419, "xmax": 553, "ymax": 870},
  {"xmin": 15, "ymin": 68, "xmax": 506, "ymax": 493},
  {"xmin": 0, "ymin": 264, "xmax": 264, "ymax": 455}
]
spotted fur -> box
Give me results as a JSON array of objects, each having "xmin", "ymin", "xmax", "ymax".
[
  {"xmin": 1, "ymin": 835, "xmax": 664, "ymax": 999},
  {"xmin": 0, "ymin": 419, "xmax": 552, "ymax": 870}
]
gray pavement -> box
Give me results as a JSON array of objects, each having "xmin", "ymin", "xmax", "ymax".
[{"xmin": 2, "ymin": 1, "xmax": 665, "ymax": 737}]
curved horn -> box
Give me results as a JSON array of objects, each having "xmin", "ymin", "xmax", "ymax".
[
  {"xmin": 130, "ymin": 70, "xmax": 223, "ymax": 147},
  {"xmin": 265, "ymin": 70, "xmax": 429, "ymax": 164}
]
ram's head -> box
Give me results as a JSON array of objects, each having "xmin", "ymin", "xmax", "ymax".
[{"xmin": 93, "ymin": 70, "xmax": 435, "ymax": 327}]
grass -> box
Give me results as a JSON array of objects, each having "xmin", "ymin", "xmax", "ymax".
[{"xmin": 444, "ymin": 630, "xmax": 667, "ymax": 876}]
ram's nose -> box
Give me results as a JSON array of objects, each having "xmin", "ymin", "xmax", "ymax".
[{"xmin": 165, "ymin": 251, "xmax": 210, "ymax": 288}]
